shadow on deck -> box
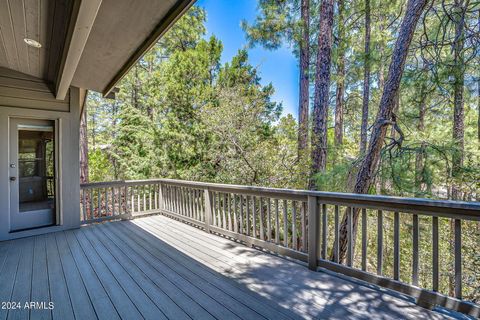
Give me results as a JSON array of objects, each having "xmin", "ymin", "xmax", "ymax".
[{"xmin": 0, "ymin": 214, "xmax": 467, "ymax": 319}]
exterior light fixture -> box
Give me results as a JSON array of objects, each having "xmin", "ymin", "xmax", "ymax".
[{"xmin": 24, "ymin": 38, "xmax": 42, "ymax": 48}]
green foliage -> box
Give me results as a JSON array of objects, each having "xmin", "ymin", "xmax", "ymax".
[{"xmin": 87, "ymin": 149, "xmax": 114, "ymax": 182}]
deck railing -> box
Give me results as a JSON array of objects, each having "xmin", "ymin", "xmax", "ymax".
[{"xmin": 80, "ymin": 178, "xmax": 480, "ymax": 317}]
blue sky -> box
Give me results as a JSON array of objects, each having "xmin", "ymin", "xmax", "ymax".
[{"xmin": 196, "ymin": 0, "xmax": 299, "ymax": 117}]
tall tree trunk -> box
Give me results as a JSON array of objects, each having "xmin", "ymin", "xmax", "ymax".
[
  {"xmin": 389, "ymin": 91, "xmax": 400, "ymax": 139},
  {"xmin": 477, "ymin": 10, "xmax": 480, "ymax": 145},
  {"xmin": 451, "ymin": 0, "xmax": 466, "ymax": 201},
  {"xmin": 80, "ymin": 105, "xmax": 89, "ymax": 184},
  {"xmin": 334, "ymin": 0, "xmax": 346, "ymax": 146},
  {"xmin": 415, "ymin": 91, "xmax": 427, "ymax": 197},
  {"xmin": 449, "ymin": 0, "xmax": 467, "ymax": 298},
  {"xmin": 309, "ymin": 0, "xmax": 335, "ymax": 190},
  {"xmin": 375, "ymin": 15, "xmax": 386, "ymax": 194},
  {"xmin": 298, "ymin": 0, "xmax": 310, "ymax": 156},
  {"xmin": 333, "ymin": 0, "xmax": 428, "ymax": 262},
  {"xmin": 360, "ymin": 0, "xmax": 371, "ymax": 154},
  {"xmin": 478, "ymin": 63, "xmax": 480, "ymax": 144}
]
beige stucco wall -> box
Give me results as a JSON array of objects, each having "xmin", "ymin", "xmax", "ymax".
[{"xmin": 0, "ymin": 70, "xmax": 81, "ymax": 241}]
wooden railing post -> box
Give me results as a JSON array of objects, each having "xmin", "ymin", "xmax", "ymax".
[
  {"xmin": 308, "ymin": 195, "xmax": 319, "ymax": 271},
  {"xmin": 204, "ymin": 188, "xmax": 212, "ymax": 233}
]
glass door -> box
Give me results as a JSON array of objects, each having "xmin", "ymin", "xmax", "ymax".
[{"xmin": 9, "ymin": 118, "xmax": 57, "ymax": 231}]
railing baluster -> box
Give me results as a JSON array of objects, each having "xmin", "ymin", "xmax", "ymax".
[
  {"xmin": 292, "ymin": 201, "xmax": 297, "ymax": 250},
  {"xmin": 228, "ymin": 194, "xmax": 232, "ymax": 231},
  {"xmin": 97, "ymin": 189, "xmax": 101, "ymax": 217},
  {"xmin": 302, "ymin": 202, "xmax": 307, "ymax": 251},
  {"xmin": 159, "ymin": 184, "xmax": 163, "ymax": 211},
  {"xmin": 177, "ymin": 186, "xmax": 181, "ymax": 214},
  {"xmin": 267, "ymin": 198, "xmax": 271, "ymax": 241},
  {"xmin": 189, "ymin": 188, "xmax": 193, "ymax": 218},
  {"xmin": 432, "ymin": 216, "xmax": 439, "ymax": 291},
  {"xmin": 81, "ymin": 189, "xmax": 86, "ymax": 221},
  {"xmin": 179, "ymin": 187, "xmax": 183, "ymax": 215},
  {"xmin": 125, "ymin": 185, "xmax": 130, "ymax": 216},
  {"xmin": 131, "ymin": 187, "xmax": 135, "ymax": 213},
  {"xmin": 194, "ymin": 189, "xmax": 198, "ymax": 220},
  {"xmin": 283, "ymin": 199, "xmax": 288, "ymax": 247},
  {"xmin": 89, "ymin": 189, "xmax": 94, "ymax": 220},
  {"xmin": 454, "ymin": 219, "xmax": 462, "ymax": 299},
  {"xmin": 204, "ymin": 189, "xmax": 212, "ymax": 233},
  {"xmin": 185, "ymin": 188, "xmax": 189, "ymax": 217},
  {"xmin": 394, "ymin": 211, "xmax": 400, "ymax": 281},
  {"xmin": 175, "ymin": 186, "xmax": 178, "ymax": 213},
  {"xmin": 105, "ymin": 188, "xmax": 109, "ymax": 216},
  {"xmin": 239, "ymin": 195, "xmax": 244, "ymax": 234},
  {"xmin": 143, "ymin": 186, "xmax": 146, "ymax": 212},
  {"xmin": 112, "ymin": 187, "xmax": 115, "ymax": 216},
  {"xmin": 334, "ymin": 205, "xmax": 339, "ymax": 263},
  {"xmin": 212, "ymin": 193, "xmax": 217, "ymax": 226},
  {"xmin": 259, "ymin": 197, "xmax": 265, "ymax": 240},
  {"xmin": 362, "ymin": 208, "xmax": 367, "ymax": 271},
  {"xmin": 275, "ymin": 199, "xmax": 280, "ymax": 244},
  {"xmin": 186, "ymin": 188, "xmax": 189, "ymax": 216},
  {"xmin": 200, "ymin": 190, "xmax": 205, "ymax": 221},
  {"xmin": 253, "ymin": 196, "xmax": 257, "ymax": 238},
  {"xmin": 221, "ymin": 193, "xmax": 226, "ymax": 229},
  {"xmin": 322, "ymin": 203, "xmax": 327, "ymax": 259},
  {"xmin": 246, "ymin": 195, "xmax": 251, "ymax": 235},
  {"xmin": 168, "ymin": 185, "xmax": 171, "ymax": 210},
  {"xmin": 233, "ymin": 195, "xmax": 238, "ymax": 233},
  {"xmin": 347, "ymin": 207, "xmax": 353, "ymax": 267},
  {"xmin": 412, "ymin": 214, "xmax": 419, "ymax": 286},
  {"xmin": 148, "ymin": 185, "xmax": 152, "ymax": 211},
  {"xmin": 172, "ymin": 186, "xmax": 174, "ymax": 212},
  {"xmin": 198, "ymin": 189, "xmax": 202, "ymax": 220},
  {"xmin": 377, "ymin": 210, "xmax": 383, "ymax": 275},
  {"xmin": 167, "ymin": 185, "xmax": 171, "ymax": 211},
  {"xmin": 137, "ymin": 186, "xmax": 141, "ymax": 213},
  {"xmin": 193, "ymin": 189, "xmax": 197, "ymax": 220}
]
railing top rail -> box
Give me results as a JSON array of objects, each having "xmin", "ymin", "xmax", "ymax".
[{"xmin": 80, "ymin": 178, "xmax": 480, "ymax": 218}]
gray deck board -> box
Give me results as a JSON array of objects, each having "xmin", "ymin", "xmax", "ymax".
[
  {"xmin": 76, "ymin": 228, "xmax": 167, "ymax": 320},
  {"xmin": 54, "ymin": 232, "xmax": 97, "ymax": 320},
  {"xmin": 72, "ymin": 229, "xmax": 145, "ymax": 320},
  {"xmin": 124, "ymin": 220, "xmax": 301, "ymax": 319},
  {"xmin": 45, "ymin": 233, "xmax": 75, "ymax": 320},
  {"xmin": 8, "ymin": 238, "xmax": 33, "ymax": 320},
  {"xmin": 0, "ymin": 214, "xmax": 458, "ymax": 320},
  {"xmin": 143, "ymin": 216, "xmax": 398, "ymax": 317},
  {"xmin": 0, "ymin": 239, "xmax": 23, "ymax": 320},
  {"xmin": 82, "ymin": 227, "xmax": 190, "ymax": 320},
  {"xmin": 30, "ymin": 236, "xmax": 52, "ymax": 320},
  {"xmin": 63, "ymin": 231, "xmax": 120, "ymax": 320},
  {"xmin": 94, "ymin": 225, "xmax": 218, "ymax": 320},
  {"xmin": 103, "ymin": 223, "xmax": 256, "ymax": 320}
]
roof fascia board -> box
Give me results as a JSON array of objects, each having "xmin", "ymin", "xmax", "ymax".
[{"xmin": 55, "ymin": 0, "xmax": 102, "ymax": 100}]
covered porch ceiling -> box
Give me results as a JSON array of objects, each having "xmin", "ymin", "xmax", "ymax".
[{"xmin": 0, "ymin": 0, "xmax": 194, "ymax": 99}]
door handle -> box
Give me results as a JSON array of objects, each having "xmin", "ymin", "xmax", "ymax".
[{"xmin": 9, "ymin": 176, "xmax": 16, "ymax": 181}]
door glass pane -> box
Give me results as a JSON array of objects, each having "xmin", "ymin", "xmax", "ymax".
[{"xmin": 18, "ymin": 124, "xmax": 55, "ymax": 213}]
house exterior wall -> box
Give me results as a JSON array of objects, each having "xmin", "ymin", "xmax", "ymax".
[{"xmin": 0, "ymin": 69, "xmax": 81, "ymax": 241}]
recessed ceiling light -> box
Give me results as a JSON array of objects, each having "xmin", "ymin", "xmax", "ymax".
[{"xmin": 24, "ymin": 38, "xmax": 42, "ymax": 48}]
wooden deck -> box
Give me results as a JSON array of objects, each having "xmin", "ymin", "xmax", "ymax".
[{"xmin": 0, "ymin": 215, "xmax": 462, "ymax": 320}]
